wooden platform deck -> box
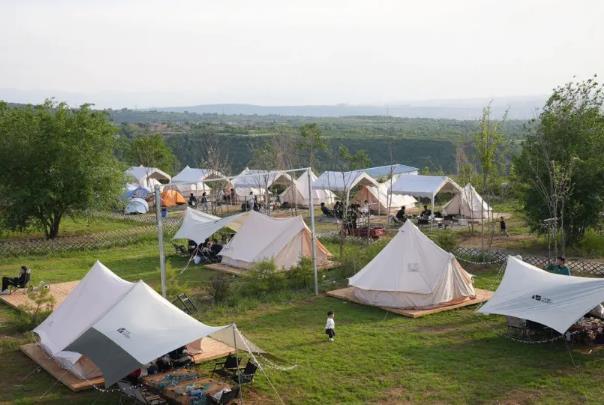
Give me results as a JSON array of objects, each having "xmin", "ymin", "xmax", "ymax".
[
  {"xmin": 188, "ymin": 337, "xmax": 236, "ymax": 363},
  {"xmin": 20, "ymin": 343, "xmax": 104, "ymax": 391},
  {"xmin": 205, "ymin": 260, "xmax": 340, "ymax": 277},
  {"xmin": 326, "ymin": 287, "xmax": 492, "ymax": 318},
  {"xmin": 0, "ymin": 281, "xmax": 78, "ymax": 313}
]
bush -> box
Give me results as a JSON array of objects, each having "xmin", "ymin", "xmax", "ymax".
[
  {"xmin": 165, "ymin": 262, "xmax": 189, "ymax": 298},
  {"xmin": 13, "ymin": 286, "xmax": 55, "ymax": 333},
  {"xmin": 210, "ymin": 274, "xmax": 232, "ymax": 303},
  {"xmin": 431, "ymin": 230, "xmax": 458, "ymax": 252},
  {"xmin": 246, "ymin": 260, "xmax": 284, "ymax": 296},
  {"xmin": 574, "ymin": 229, "xmax": 604, "ymax": 257},
  {"xmin": 286, "ymin": 257, "xmax": 314, "ymax": 290}
]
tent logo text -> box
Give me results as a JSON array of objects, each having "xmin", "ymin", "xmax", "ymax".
[
  {"xmin": 531, "ymin": 294, "xmax": 552, "ymax": 304},
  {"xmin": 117, "ymin": 327, "xmax": 131, "ymax": 338}
]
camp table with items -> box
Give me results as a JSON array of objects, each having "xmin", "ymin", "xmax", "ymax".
[{"xmin": 143, "ymin": 368, "xmax": 234, "ymax": 404}]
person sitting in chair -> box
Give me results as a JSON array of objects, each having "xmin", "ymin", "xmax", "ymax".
[
  {"xmin": 1, "ymin": 266, "xmax": 31, "ymax": 294},
  {"xmin": 188, "ymin": 193, "xmax": 198, "ymax": 208},
  {"xmin": 320, "ymin": 202, "xmax": 334, "ymax": 217},
  {"xmin": 393, "ymin": 206, "xmax": 406, "ymax": 223},
  {"xmin": 546, "ymin": 256, "xmax": 571, "ymax": 276},
  {"xmin": 418, "ymin": 205, "xmax": 432, "ymax": 225}
]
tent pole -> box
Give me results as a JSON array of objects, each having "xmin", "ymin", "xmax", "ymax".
[
  {"xmin": 233, "ymin": 324, "xmax": 244, "ymax": 403},
  {"xmin": 307, "ymin": 168, "xmax": 319, "ymax": 296},
  {"xmin": 155, "ymin": 185, "xmax": 167, "ymax": 298},
  {"xmin": 431, "ymin": 197, "xmax": 435, "ymax": 231}
]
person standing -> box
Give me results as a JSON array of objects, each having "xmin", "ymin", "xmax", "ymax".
[{"xmin": 325, "ymin": 310, "xmax": 336, "ymax": 342}]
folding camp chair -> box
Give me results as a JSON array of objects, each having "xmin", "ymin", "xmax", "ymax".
[
  {"xmin": 208, "ymin": 385, "xmax": 241, "ymax": 405},
  {"xmin": 171, "ymin": 293, "xmax": 197, "ymax": 315},
  {"xmin": 211, "ymin": 354, "xmax": 240, "ymax": 379},
  {"xmin": 232, "ymin": 360, "xmax": 258, "ymax": 385},
  {"xmin": 172, "ymin": 243, "xmax": 188, "ymax": 257},
  {"xmin": 117, "ymin": 381, "xmax": 167, "ymax": 404}
]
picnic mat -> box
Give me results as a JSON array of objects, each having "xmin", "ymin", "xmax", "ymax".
[
  {"xmin": 0, "ymin": 281, "xmax": 79, "ymax": 313},
  {"xmin": 326, "ymin": 287, "xmax": 492, "ymax": 318}
]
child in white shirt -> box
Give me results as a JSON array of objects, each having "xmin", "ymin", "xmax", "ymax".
[{"xmin": 325, "ymin": 311, "xmax": 335, "ymax": 342}]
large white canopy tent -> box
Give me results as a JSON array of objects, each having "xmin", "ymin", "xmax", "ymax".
[
  {"xmin": 478, "ymin": 256, "xmax": 604, "ymax": 334},
  {"xmin": 362, "ymin": 164, "xmax": 419, "ymax": 178},
  {"xmin": 170, "ymin": 166, "xmax": 223, "ymax": 195},
  {"xmin": 390, "ymin": 175, "xmax": 462, "ymax": 219},
  {"xmin": 348, "ymin": 221, "xmax": 475, "ymax": 308},
  {"xmin": 36, "ymin": 261, "xmax": 264, "ymax": 387},
  {"xmin": 280, "ymin": 170, "xmax": 336, "ymax": 207},
  {"xmin": 312, "ymin": 170, "xmax": 379, "ymax": 205},
  {"xmin": 231, "ymin": 168, "xmax": 292, "ymax": 200},
  {"xmin": 173, "ymin": 207, "xmax": 246, "ymax": 244},
  {"xmin": 353, "ymin": 182, "xmax": 417, "ymax": 214},
  {"xmin": 125, "ymin": 165, "xmax": 171, "ymax": 189},
  {"xmin": 442, "ymin": 183, "xmax": 492, "ymax": 219},
  {"xmin": 219, "ymin": 211, "xmax": 332, "ymax": 271}
]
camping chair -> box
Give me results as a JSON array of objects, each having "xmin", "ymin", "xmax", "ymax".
[
  {"xmin": 172, "ymin": 243, "xmax": 188, "ymax": 257},
  {"xmin": 211, "ymin": 354, "xmax": 241, "ymax": 378},
  {"xmin": 171, "ymin": 293, "xmax": 197, "ymax": 314},
  {"xmin": 232, "ymin": 360, "xmax": 258, "ymax": 385},
  {"xmin": 7, "ymin": 271, "xmax": 31, "ymax": 294},
  {"xmin": 208, "ymin": 385, "xmax": 241, "ymax": 405},
  {"xmin": 117, "ymin": 381, "xmax": 167, "ymax": 404}
]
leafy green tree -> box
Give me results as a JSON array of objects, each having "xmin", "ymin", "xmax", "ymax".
[
  {"xmin": 127, "ymin": 133, "xmax": 178, "ymax": 174},
  {"xmin": 298, "ymin": 123, "xmax": 327, "ymax": 170},
  {"xmin": 0, "ymin": 100, "xmax": 123, "ymax": 239},
  {"xmin": 514, "ymin": 77, "xmax": 604, "ymax": 248}
]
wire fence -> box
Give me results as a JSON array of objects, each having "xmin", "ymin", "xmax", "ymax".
[{"xmin": 454, "ymin": 246, "xmax": 604, "ymax": 276}]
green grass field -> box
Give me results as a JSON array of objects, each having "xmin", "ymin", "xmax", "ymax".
[{"xmin": 2, "ymin": 234, "xmax": 604, "ymax": 404}]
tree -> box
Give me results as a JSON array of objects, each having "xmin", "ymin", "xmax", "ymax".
[
  {"xmin": 0, "ymin": 100, "xmax": 123, "ymax": 239},
  {"xmin": 127, "ymin": 133, "xmax": 178, "ymax": 174},
  {"xmin": 513, "ymin": 77, "xmax": 604, "ymax": 248},
  {"xmin": 298, "ymin": 123, "xmax": 327, "ymax": 170}
]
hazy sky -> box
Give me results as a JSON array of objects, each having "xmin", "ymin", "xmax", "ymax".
[{"xmin": 1, "ymin": 0, "xmax": 602, "ymax": 108}]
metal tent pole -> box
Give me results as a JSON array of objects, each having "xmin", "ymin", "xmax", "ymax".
[
  {"xmin": 307, "ymin": 168, "xmax": 319, "ymax": 296},
  {"xmin": 154, "ymin": 185, "xmax": 167, "ymax": 298}
]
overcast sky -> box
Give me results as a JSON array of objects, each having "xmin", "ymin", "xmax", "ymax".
[{"xmin": 1, "ymin": 0, "xmax": 602, "ymax": 108}]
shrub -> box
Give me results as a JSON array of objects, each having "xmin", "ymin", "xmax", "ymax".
[
  {"xmin": 431, "ymin": 230, "xmax": 458, "ymax": 252},
  {"xmin": 210, "ymin": 274, "xmax": 232, "ymax": 303},
  {"xmin": 165, "ymin": 262, "xmax": 189, "ymax": 298},
  {"xmin": 286, "ymin": 257, "xmax": 314, "ymax": 290},
  {"xmin": 246, "ymin": 259, "xmax": 284, "ymax": 296}
]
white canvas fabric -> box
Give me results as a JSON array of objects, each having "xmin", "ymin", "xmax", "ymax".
[
  {"xmin": 125, "ymin": 165, "xmax": 171, "ymax": 188},
  {"xmin": 353, "ymin": 182, "xmax": 417, "ymax": 213},
  {"xmin": 232, "ymin": 168, "xmax": 292, "ymax": 189},
  {"xmin": 170, "ymin": 166, "xmax": 221, "ymax": 194},
  {"xmin": 219, "ymin": 211, "xmax": 331, "ymax": 270},
  {"xmin": 312, "ymin": 170, "xmax": 379, "ymax": 192},
  {"xmin": 280, "ymin": 171, "xmax": 336, "ymax": 206},
  {"xmin": 478, "ymin": 256, "xmax": 604, "ymax": 334},
  {"xmin": 349, "ymin": 221, "xmax": 475, "ymax": 308},
  {"xmin": 390, "ymin": 175, "xmax": 462, "ymax": 199},
  {"xmin": 173, "ymin": 208, "xmax": 247, "ymax": 244},
  {"xmin": 124, "ymin": 198, "xmax": 149, "ymax": 215},
  {"xmin": 362, "ymin": 164, "xmax": 419, "ymax": 178},
  {"xmin": 442, "ymin": 183, "xmax": 492, "ymax": 219},
  {"xmin": 34, "ymin": 261, "xmax": 134, "ymax": 379}
]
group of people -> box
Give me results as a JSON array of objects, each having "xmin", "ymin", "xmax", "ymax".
[
  {"xmin": 191, "ymin": 238, "xmax": 224, "ymax": 264},
  {"xmin": 188, "ymin": 192, "xmax": 209, "ymax": 210},
  {"xmin": 126, "ymin": 345, "xmax": 193, "ymax": 383}
]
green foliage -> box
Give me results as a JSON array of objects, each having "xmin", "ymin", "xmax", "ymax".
[
  {"xmin": 14, "ymin": 286, "xmax": 55, "ymax": 333},
  {"xmin": 574, "ymin": 229, "xmax": 604, "ymax": 258},
  {"xmin": 0, "ymin": 100, "xmax": 123, "ymax": 239},
  {"xmin": 337, "ymin": 145, "xmax": 371, "ymax": 171},
  {"xmin": 245, "ymin": 259, "xmax": 284, "ymax": 295},
  {"xmin": 429, "ymin": 229, "xmax": 459, "ymax": 252},
  {"xmin": 298, "ymin": 123, "xmax": 327, "ymax": 169},
  {"xmin": 165, "ymin": 262, "xmax": 188, "ymax": 298},
  {"xmin": 513, "ymin": 77, "xmax": 604, "ymax": 245},
  {"xmin": 127, "ymin": 133, "xmax": 178, "ymax": 174},
  {"xmin": 285, "ymin": 257, "xmax": 314, "ymax": 290},
  {"xmin": 210, "ymin": 274, "xmax": 232, "ymax": 303}
]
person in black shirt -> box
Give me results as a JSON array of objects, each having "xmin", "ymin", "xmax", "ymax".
[
  {"xmin": 1, "ymin": 266, "xmax": 30, "ymax": 294},
  {"xmin": 188, "ymin": 193, "xmax": 198, "ymax": 207}
]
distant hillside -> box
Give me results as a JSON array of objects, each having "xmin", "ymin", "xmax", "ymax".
[{"xmin": 152, "ymin": 97, "xmax": 544, "ymax": 120}]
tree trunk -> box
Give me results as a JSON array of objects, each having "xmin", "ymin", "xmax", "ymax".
[{"xmin": 48, "ymin": 212, "xmax": 62, "ymax": 239}]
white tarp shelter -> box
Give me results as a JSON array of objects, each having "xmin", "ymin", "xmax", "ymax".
[
  {"xmin": 219, "ymin": 211, "xmax": 331, "ymax": 270},
  {"xmin": 170, "ymin": 166, "xmax": 224, "ymax": 195},
  {"xmin": 478, "ymin": 256, "xmax": 604, "ymax": 334},
  {"xmin": 443, "ymin": 183, "xmax": 492, "ymax": 219},
  {"xmin": 280, "ymin": 171, "xmax": 336, "ymax": 207},
  {"xmin": 353, "ymin": 182, "xmax": 417, "ymax": 214},
  {"xmin": 124, "ymin": 198, "xmax": 149, "ymax": 215},
  {"xmin": 390, "ymin": 175, "xmax": 462, "ymax": 218},
  {"xmin": 173, "ymin": 208, "xmax": 247, "ymax": 244},
  {"xmin": 348, "ymin": 221, "xmax": 475, "ymax": 308},
  {"xmin": 37, "ymin": 261, "xmax": 263, "ymax": 387},
  {"xmin": 312, "ymin": 171, "xmax": 379, "ymax": 205},
  {"xmin": 125, "ymin": 165, "xmax": 171, "ymax": 189},
  {"xmin": 362, "ymin": 164, "xmax": 419, "ymax": 178}
]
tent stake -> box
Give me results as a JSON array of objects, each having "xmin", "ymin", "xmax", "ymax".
[
  {"xmin": 155, "ymin": 185, "xmax": 167, "ymax": 298},
  {"xmin": 307, "ymin": 168, "xmax": 319, "ymax": 296}
]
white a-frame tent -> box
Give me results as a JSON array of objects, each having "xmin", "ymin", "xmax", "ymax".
[
  {"xmin": 478, "ymin": 256, "xmax": 604, "ymax": 334},
  {"xmin": 219, "ymin": 211, "xmax": 331, "ymax": 270},
  {"xmin": 348, "ymin": 221, "xmax": 475, "ymax": 309},
  {"xmin": 442, "ymin": 183, "xmax": 492, "ymax": 219},
  {"xmin": 36, "ymin": 261, "xmax": 263, "ymax": 387},
  {"xmin": 280, "ymin": 170, "xmax": 336, "ymax": 207}
]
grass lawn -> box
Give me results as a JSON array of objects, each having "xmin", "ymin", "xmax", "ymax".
[{"xmin": 2, "ymin": 237, "xmax": 604, "ymax": 404}]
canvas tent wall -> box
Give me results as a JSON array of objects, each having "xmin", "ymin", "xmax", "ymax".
[
  {"xmin": 124, "ymin": 198, "xmax": 149, "ymax": 215},
  {"xmin": 348, "ymin": 221, "xmax": 475, "ymax": 309},
  {"xmin": 170, "ymin": 166, "xmax": 224, "ymax": 196},
  {"xmin": 125, "ymin": 165, "xmax": 171, "ymax": 189},
  {"xmin": 231, "ymin": 168, "xmax": 292, "ymax": 200},
  {"xmin": 352, "ymin": 182, "xmax": 417, "ymax": 214},
  {"xmin": 34, "ymin": 261, "xmax": 134, "ymax": 380},
  {"xmin": 478, "ymin": 256, "xmax": 604, "ymax": 334},
  {"xmin": 280, "ymin": 171, "xmax": 336, "ymax": 207},
  {"xmin": 442, "ymin": 183, "xmax": 492, "ymax": 219},
  {"xmin": 219, "ymin": 211, "xmax": 331, "ymax": 270}
]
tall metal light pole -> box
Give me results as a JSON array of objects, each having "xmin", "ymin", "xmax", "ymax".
[
  {"xmin": 307, "ymin": 168, "xmax": 319, "ymax": 296},
  {"xmin": 154, "ymin": 185, "xmax": 167, "ymax": 298}
]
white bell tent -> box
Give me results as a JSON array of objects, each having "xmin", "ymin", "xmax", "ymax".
[
  {"xmin": 390, "ymin": 174, "xmax": 462, "ymax": 216},
  {"xmin": 36, "ymin": 261, "xmax": 263, "ymax": 387},
  {"xmin": 348, "ymin": 221, "xmax": 475, "ymax": 309},
  {"xmin": 280, "ymin": 170, "xmax": 336, "ymax": 207},
  {"xmin": 442, "ymin": 183, "xmax": 492, "ymax": 219},
  {"xmin": 478, "ymin": 256, "xmax": 604, "ymax": 334},
  {"xmin": 219, "ymin": 211, "xmax": 331, "ymax": 270},
  {"xmin": 124, "ymin": 198, "xmax": 149, "ymax": 215}
]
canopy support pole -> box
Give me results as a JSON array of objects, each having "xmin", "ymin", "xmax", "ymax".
[
  {"xmin": 154, "ymin": 185, "xmax": 167, "ymax": 298},
  {"xmin": 307, "ymin": 168, "xmax": 319, "ymax": 296},
  {"xmin": 431, "ymin": 196, "xmax": 435, "ymax": 231},
  {"xmin": 233, "ymin": 324, "xmax": 244, "ymax": 403}
]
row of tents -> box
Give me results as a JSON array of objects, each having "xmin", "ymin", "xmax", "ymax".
[{"xmin": 125, "ymin": 164, "xmax": 494, "ymax": 219}]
